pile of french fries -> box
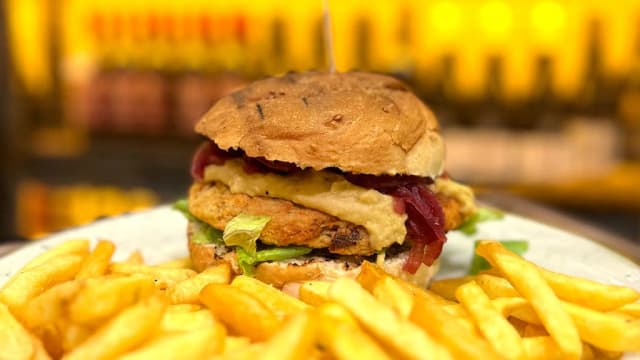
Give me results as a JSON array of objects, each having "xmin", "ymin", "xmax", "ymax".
[{"xmin": 0, "ymin": 238, "xmax": 639, "ymax": 360}]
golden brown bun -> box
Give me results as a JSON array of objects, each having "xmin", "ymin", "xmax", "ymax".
[
  {"xmin": 195, "ymin": 72, "xmax": 445, "ymax": 177},
  {"xmin": 187, "ymin": 222, "xmax": 439, "ymax": 289}
]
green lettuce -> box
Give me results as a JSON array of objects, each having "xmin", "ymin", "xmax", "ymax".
[
  {"xmin": 469, "ymin": 240, "xmax": 529, "ymax": 275},
  {"xmin": 173, "ymin": 202, "xmax": 312, "ymax": 276},
  {"xmin": 237, "ymin": 246, "xmax": 312, "ymax": 276},
  {"xmin": 223, "ymin": 214, "xmax": 271, "ymax": 256},
  {"xmin": 457, "ymin": 207, "xmax": 505, "ymax": 235},
  {"xmin": 172, "ymin": 199, "xmax": 223, "ymax": 245}
]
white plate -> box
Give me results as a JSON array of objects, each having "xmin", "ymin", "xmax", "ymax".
[{"xmin": 1, "ymin": 206, "xmax": 639, "ymax": 357}]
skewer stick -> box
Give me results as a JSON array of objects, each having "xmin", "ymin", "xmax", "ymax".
[{"xmin": 323, "ymin": 0, "xmax": 336, "ymax": 73}]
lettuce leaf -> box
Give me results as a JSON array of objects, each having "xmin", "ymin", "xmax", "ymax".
[
  {"xmin": 223, "ymin": 214, "xmax": 271, "ymax": 256},
  {"xmin": 172, "ymin": 199, "xmax": 223, "ymax": 245},
  {"xmin": 237, "ymin": 246, "xmax": 312, "ymax": 276},
  {"xmin": 469, "ymin": 240, "xmax": 529, "ymax": 275},
  {"xmin": 457, "ymin": 207, "xmax": 505, "ymax": 235}
]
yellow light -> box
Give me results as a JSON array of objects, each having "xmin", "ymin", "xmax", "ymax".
[
  {"xmin": 531, "ymin": 1, "xmax": 566, "ymax": 39},
  {"xmin": 478, "ymin": 1, "xmax": 512, "ymax": 40},
  {"xmin": 429, "ymin": 1, "xmax": 462, "ymax": 36}
]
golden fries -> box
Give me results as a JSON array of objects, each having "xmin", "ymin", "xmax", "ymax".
[
  {"xmin": 317, "ymin": 303, "xmax": 391, "ymax": 360},
  {"xmin": 329, "ymin": 278, "xmax": 452, "ymax": 360},
  {"xmin": 260, "ymin": 312, "xmax": 315, "ymax": 360},
  {"xmin": 69, "ymin": 275, "xmax": 155, "ymax": 326},
  {"xmin": 430, "ymin": 276, "xmax": 475, "ymax": 301},
  {"xmin": 231, "ymin": 275, "xmax": 310, "ymax": 318},
  {"xmin": 120, "ymin": 327, "xmax": 225, "ymax": 360},
  {"xmin": 75, "ymin": 240, "xmax": 115, "ymax": 279},
  {"xmin": 456, "ymin": 281, "xmax": 525, "ymax": 360},
  {"xmin": 0, "ymin": 303, "xmax": 35, "ymax": 360},
  {"xmin": 299, "ymin": 281, "xmax": 330, "ymax": 306},
  {"xmin": 109, "ymin": 263, "xmax": 196, "ymax": 289},
  {"xmin": 476, "ymin": 240, "xmax": 582, "ymax": 359},
  {"xmin": 411, "ymin": 292, "xmax": 500, "ymax": 359},
  {"xmin": 62, "ymin": 296, "xmax": 166, "ymax": 360},
  {"xmin": 0, "ymin": 255, "xmax": 84, "ymax": 309},
  {"xmin": 2, "ymin": 237, "xmax": 639, "ymax": 360},
  {"xmin": 167, "ymin": 263, "xmax": 231, "ymax": 304},
  {"xmin": 200, "ymin": 283, "xmax": 281, "ymax": 341}
]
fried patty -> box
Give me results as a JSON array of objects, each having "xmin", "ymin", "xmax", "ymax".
[
  {"xmin": 189, "ymin": 182, "xmax": 375, "ymax": 255},
  {"xmin": 188, "ymin": 182, "xmax": 466, "ymax": 256}
]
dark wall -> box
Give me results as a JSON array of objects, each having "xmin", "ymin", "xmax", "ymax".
[{"xmin": 0, "ymin": 1, "xmax": 17, "ymax": 241}]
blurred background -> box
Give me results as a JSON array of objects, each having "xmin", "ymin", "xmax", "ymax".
[{"xmin": 1, "ymin": 0, "xmax": 639, "ymax": 243}]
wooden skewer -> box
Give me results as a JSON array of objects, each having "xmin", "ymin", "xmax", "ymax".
[{"xmin": 323, "ymin": 0, "xmax": 336, "ymax": 73}]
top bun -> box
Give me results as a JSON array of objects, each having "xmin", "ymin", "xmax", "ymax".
[{"xmin": 195, "ymin": 71, "xmax": 445, "ymax": 177}]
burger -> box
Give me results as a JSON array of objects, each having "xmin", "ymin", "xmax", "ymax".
[{"xmin": 174, "ymin": 71, "xmax": 475, "ymax": 288}]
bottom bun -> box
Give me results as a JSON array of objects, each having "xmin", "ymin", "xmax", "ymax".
[{"xmin": 188, "ymin": 222, "xmax": 439, "ymax": 288}]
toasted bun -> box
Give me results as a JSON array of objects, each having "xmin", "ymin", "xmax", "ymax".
[
  {"xmin": 188, "ymin": 222, "xmax": 439, "ymax": 288},
  {"xmin": 195, "ymin": 72, "xmax": 445, "ymax": 177}
]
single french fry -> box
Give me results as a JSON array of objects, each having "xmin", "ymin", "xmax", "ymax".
[
  {"xmin": 109, "ymin": 263, "xmax": 196, "ymax": 289},
  {"xmin": 69, "ymin": 275, "xmax": 155, "ymax": 326},
  {"xmin": 75, "ymin": 240, "xmax": 116, "ymax": 279},
  {"xmin": 165, "ymin": 304, "xmax": 200, "ymax": 313},
  {"xmin": 410, "ymin": 291, "xmax": 501, "ymax": 360},
  {"xmin": 0, "ymin": 255, "xmax": 84, "ymax": 309},
  {"xmin": 299, "ymin": 281, "xmax": 331, "ymax": 306},
  {"xmin": 475, "ymin": 274, "xmax": 520, "ymax": 298},
  {"xmin": 429, "ymin": 276, "xmax": 476, "ymax": 301},
  {"xmin": 563, "ymin": 301, "xmax": 640, "ymax": 352},
  {"xmin": 476, "ymin": 241, "xmax": 582, "ymax": 360},
  {"xmin": 456, "ymin": 281, "xmax": 525, "ymax": 360},
  {"xmin": 613, "ymin": 302, "xmax": 640, "ymax": 318},
  {"xmin": 329, "ymin": 278, "xmax": 452, "ymax": 360},
  {"xmin": 160, "ymin": 309, "xmax": 220, "ymax": 333},
  {"xmin": 260, "ymin": 312, "xmax": 315, "ymax": 360},
  {"xmin": 23, "ymin": 239, "xmax": 89, "ymax": 271},
  {"xmin": 200, "ymin": 283, "xmax": 281, "ymax": 341},
  {"xmin": 522, "ymin": 337, "xmax": 577, "ymax": 360},
  {"xmin": 231, "ymin": 275, "xmax": 309, "ymax": 318},
  {"xmin": 167, "ymin": 264, "xmax": 231, "ymax": 304},
  {"xmin": 119, "ymin": 326, "xmax": 225, "ymax": 360},
  {"xmin": 371, "ymin": 276, "xmax": 414, "ymax": 318},
  {"xmin": 62, "ymin": 296, "xmax": 166, "ymax": 360},
  {"xmin": 223, "ymin": 336, "xmax": 251, "ymax": 354},
  {"xmin": 317, "ymin": 303, "xmax": 391, "ymax": 360},
  {"xmin": 0, "ymin": 303, "xmax": 34, "ymax": 360},
  {"xmin": 156, "ymin": 257, "xmax": 193, "ymax": 269},
  {"xmin": 537, "ymin": 267, "xmax": 639, "ymax": 311},
  {"xmin": 125, "ymin": 251, "xmax": 144, "ymax": 265}
]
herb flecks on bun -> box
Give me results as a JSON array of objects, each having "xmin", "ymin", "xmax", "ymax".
[{"xmin": 178, "ymin": 71, "xmax": 476, "ymax": 288}]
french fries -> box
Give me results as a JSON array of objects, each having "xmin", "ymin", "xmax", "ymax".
[
  {"xmin": 75, "ymin": 240, "xmax": 115, "ymax": 279},
  {"xmin": 109, "ymin": 263, "xmax": 196, "ymax": 289},
  {"xmin": 1, "ymin": 237, "xmax": 638, "ymax": 360},
  {"xmin": 476, "ymin": 241, "xmax": 583, "ymax": 359},
  {"xmin": 231, "ymin": 275, "xmax": 310, "ymax": 318},
  {"xmin": 317, "ymin": 303, "xmax": 391, "ymax": 360},
  {"xmin": 62, "ymin": 296, "xmax": 166, "ymax": 360},
  {"xmin": 0, "ymin": 303, "xmax": 34, "ymax": 360},
  {"xmin": 329, "ymin": 278, "xmax": 452, "ymax": 360},
  {"xmin": 199, "ymin": 283, "xmax": 281, "ymax": 341},
  {"xmin": 299, "ymin": 281, "xmax": 330, "ymax": 306},
  {"xmin": 455, "ymin": 281, "xmax": 524, "ymax": 360},
  {"xmin": 167, "ymin": 263, "xmax": 231, "ymax": 304},
  {"xmin": 0, "ymin": 255, "xmax": 84, "ymax": 309}
]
